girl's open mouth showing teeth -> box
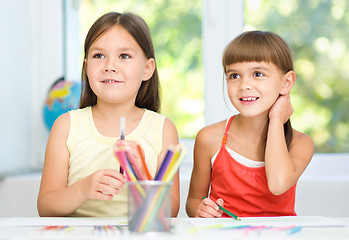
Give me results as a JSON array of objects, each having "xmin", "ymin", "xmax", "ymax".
[
  {"xmin": 102, "ymin": 80, "xmax": 121, "ymax": 83},
  {"xmin": 240, "ymin": 97, "xmax": 259, "ymax": 101}
]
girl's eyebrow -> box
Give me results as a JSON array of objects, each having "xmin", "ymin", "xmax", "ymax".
[
  {"xmin": 251, "ymin": 66, "xmax": 270, "ymax": 72},
  {"xmin": 225, "ymin": 68, "xmax": 238, "ymax": 74},
  {"xmin": 89, "ymin": 46, "xmax": 136, "ymax": 52},
  {"xmin": 89, "ymin": 46, "xmax": 104, "ymax": 52},
  {"xmin": 118, "ymin": 47, "xmax": 136, "ymax": 53},
  {"xmin": 226, "ymin": 66, "xmax": 271, "ymax": 74}
]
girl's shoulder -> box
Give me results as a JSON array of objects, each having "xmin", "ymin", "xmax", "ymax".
[
  {"xmin": 197, "ymin": 119, "xmax": 227, "ymax": 137},
  {"xmin": 69, "ymin": 106, "xmax": 90, "ymax": 116},
  {"xmin": 195, "ymin": 119, "xmax": 227, "ymax": 151},
  {"xmin": 53, "ymin": 111, "xmax": 71, "ymax": 129},
  {"xmin": 291, "ymin": 129, "xmax": 315, "ymax": 153},
  {"xmin": 48, "ymin": 111, "xmax": 71, "ymax": 143},
  {"xmin": 143, "ymin": 109, "xmax": 165, "ymax": 121},
  {"xmin": 143, "ymin": 109, "xmax": 176, "ymax": 130},
  {"xmin": 143, "ymin": 109, "xmax": 177, "ymax": 138},
  {"xmin": 67, "ymin": 106, "xmax": 91, "ymax": 127},
  {"xmin": 292, "ymin": 129, "xmax": 314, "ymax": 145}
]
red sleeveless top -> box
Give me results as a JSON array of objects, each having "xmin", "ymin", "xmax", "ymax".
[{"xmin": 209, "ymin": 116, "xmax": 297, "ymax": 217}]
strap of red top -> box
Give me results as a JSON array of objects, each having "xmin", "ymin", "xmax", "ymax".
[{"xmin": 222, "ymin": 116, "xmax": 234, "ymax": 145}]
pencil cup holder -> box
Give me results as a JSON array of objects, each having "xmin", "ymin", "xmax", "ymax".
[{"xmin": 127, "ymin": 180, "xmax": 172, "ymax": 233}]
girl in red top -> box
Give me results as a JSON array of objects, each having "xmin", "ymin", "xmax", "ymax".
[{"xmin": 186, "ymin": 31, "xmax": 314, "ymax": 218}]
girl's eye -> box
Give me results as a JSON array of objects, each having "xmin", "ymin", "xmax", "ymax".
[
  {"xmin": 92, "ymin": 53, "xmax": 104, "ymax": 59},
  {"xmin": 229, "ymin": 73, "xmax": 240, "ymax": 79},
  {"xmin": 120, "ymin": 54, "xmax": 130, "ymax": 59},
  {"xmin": 253, "ymin": 71, "xmax": 264, "ymax": 77}
]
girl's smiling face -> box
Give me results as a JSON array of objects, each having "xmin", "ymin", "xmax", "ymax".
[
  {"xmin": 226, "ymin": 61, "xmax": 287, "ymax": 117},
  {"xmin": 85, "ymin": 25, "xmax": 154, "ymax": 106}
]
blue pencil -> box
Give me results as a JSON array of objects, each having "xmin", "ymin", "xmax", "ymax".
[{"xmin": 154, "ymin": 148, "xmax": 174, "ymax": 180}]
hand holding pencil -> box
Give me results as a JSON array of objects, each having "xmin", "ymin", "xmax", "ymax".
[
  {"xmin": 198, "ymin": 197, "xmax": 240, "ymax": 220},
  {"xmin": 196, "ymin": 197, "xmax": 224, "ymax": 218},
  {"xmin": 114, "ymin": 140, "xmax": 151, "ymax": 180}
]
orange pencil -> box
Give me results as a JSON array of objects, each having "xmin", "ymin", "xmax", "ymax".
[{"xmin": 137, "ymin": 144, "xmax": 152, "ymax": 180}]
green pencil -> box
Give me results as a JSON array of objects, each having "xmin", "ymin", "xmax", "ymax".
[
  {"xmin": 218, "ymin": 205, "xmax": 241, "ymax": 221},
  {"xmin": 203, "ymin": 197, "xmax": 241, "ymax": 221}
]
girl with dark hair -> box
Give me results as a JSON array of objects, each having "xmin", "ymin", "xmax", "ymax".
[{"xmin": 38, "ymin": 12, "xmax": 179, "ymax": 217}]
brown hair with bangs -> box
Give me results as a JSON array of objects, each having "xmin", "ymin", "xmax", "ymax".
[
  {"xmin": 80, "ymin": 12, "xmax": 160, "ymax": 112},
  {"xmin": 222, "ymin": 30, "xmax": 293, "ymax": 150}
]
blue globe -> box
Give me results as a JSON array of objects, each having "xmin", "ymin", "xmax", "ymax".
[{"xmin": 43, "ymin": 79, "xmax": 81, "ymax": 131}]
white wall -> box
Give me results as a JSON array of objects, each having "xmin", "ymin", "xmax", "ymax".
[
  {"xmin": 0, "ymin": 0, "xmax": 32, "ymax": 173},
  {"xmin": 0, "ymin": 0, "xmax": 63, "ymax": 174}
]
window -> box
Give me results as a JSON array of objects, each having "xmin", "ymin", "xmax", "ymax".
[{"xmin": 245, "ymin": 0, "xmax": 349, "ymax": 152}]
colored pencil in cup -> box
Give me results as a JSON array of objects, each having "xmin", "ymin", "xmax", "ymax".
[{"xmin": 137, "ymin": 144, "xmax": 152, "ymax": 180}]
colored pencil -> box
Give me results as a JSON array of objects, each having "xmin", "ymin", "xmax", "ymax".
[
  {"xmin": 120, "ymin": 117, "xmax": 125, "ymax": 140},
  {"xmin": 137, "ymin": 144, "xmax": 153, "ymax": 180},
  {"xmin": 114, "ymin": 144, "xmax": 187, "ymax": 232},
  {"xmin": 125, "ymin": 151, "xmax": 145, "ymax": 181},
  {"xmin": 154, "ymin": 147, "xmax": 174, "ymax": 180},
  {"xmin": 218, "ymin": 205, "xmax": 241, "ymax": 221},
  {"xmin": 203, "ymin": 197, "xmax": 241, "ymax": 221},
  {"xmin": 119, "ymin": 117, "xmax": 125, "ymax": 174},
  {"xmin": 163, "ymin": 144, "xmax": 187, "ymax": 181}
]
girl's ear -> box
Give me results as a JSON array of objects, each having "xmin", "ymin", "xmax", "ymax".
[
  {"xmin": 142, "ymin": 58, "xmax": 155, "ymax": 81},
  {"xmin": 280, "ymin": 70, "xmax": 296, "ymax": 95}
]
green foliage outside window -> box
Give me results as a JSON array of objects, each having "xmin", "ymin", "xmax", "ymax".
[
  {"xmin": 245, "ymin": 0, "xmax": 349, "ymax": 152},
  {"xmin": 80, "ymin": 0, "xmax": 204, "ymax": 139}
]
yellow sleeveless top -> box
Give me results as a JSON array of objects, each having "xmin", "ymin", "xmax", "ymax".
[{"xmin": 66, "ymin": 106, "xmax": 164, "ymax": 217}]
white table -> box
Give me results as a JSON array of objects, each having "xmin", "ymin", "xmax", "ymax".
[{"xmin": 0, "ymin": 216, "xmax": 349, "ymax": 239}]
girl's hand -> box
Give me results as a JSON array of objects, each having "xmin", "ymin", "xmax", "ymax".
[
  {"xmin": 195, "ymin": 197, "xmax": 224, "ymax": 218},
  {"xmin": 80, "ymin": 169, "xmax": 126, "ymax": 200},
  {"xmin": 115, "ymin": 139, "xmax": 143, "ymax": 164},
  {"xmin": 269, "ymin": 93, "xmax": 294, "ymax": 124},
  {"xmin": 115, "ymin": 140, "xmax": 149, "ymax": 179}
]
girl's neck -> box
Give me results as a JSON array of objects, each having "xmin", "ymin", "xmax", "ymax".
[
  {"xmin": 92, "ymin": 102, "xmax": 141, "ymax": 122},
  {"xmin": 230, "ymin": 114, "xmax": 269, "ymax": 161},
  {"xmin": 234, "ymin": 114, "xmax": 269, "ymax": 137},
  {"xmin": 91, "ymin": 102, "xmax": 144, "ymax": 138}
]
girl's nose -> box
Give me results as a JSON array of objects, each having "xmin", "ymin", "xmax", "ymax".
[
  {"xmin": 104, "ymin": 60, "xmax": 118, "ymax": 73},
  {"xmin": 104, "ymin": 66, "xmax": 117, "ymax": 72},
  {"xmin": 239, "ymin": 78, "xmax": 253, "ymax": 91}
]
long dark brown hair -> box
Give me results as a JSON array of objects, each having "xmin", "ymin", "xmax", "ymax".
[
  {"xmin": 80, "ymin": 12, "xmax": 160, "ymax": 112},
  {"xmin": 222, "ymin": 31, "xmax": 293, "ymax": 150}
]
